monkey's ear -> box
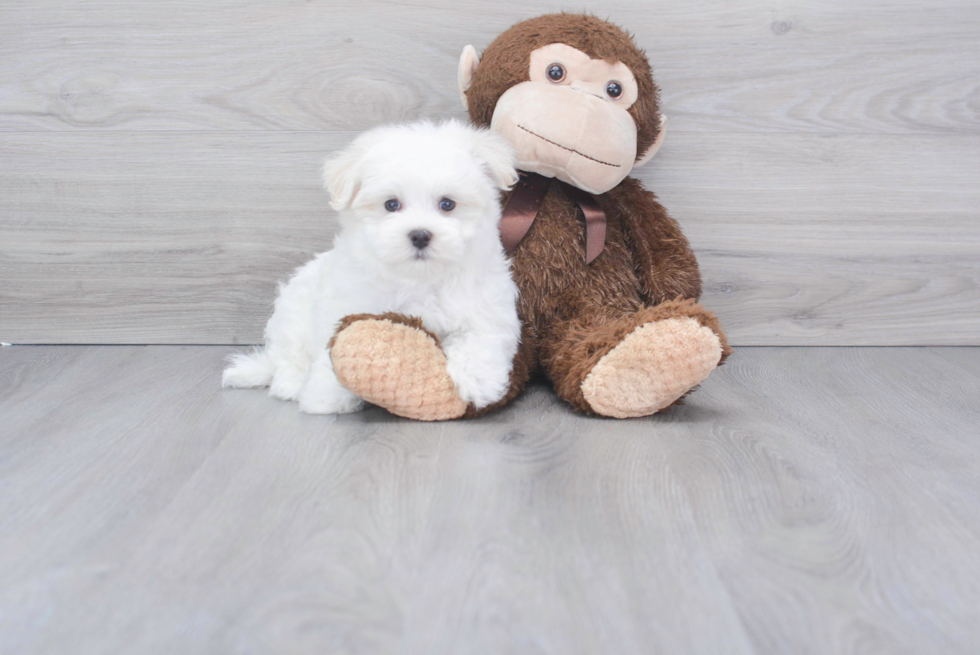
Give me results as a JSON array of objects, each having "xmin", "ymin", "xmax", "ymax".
[
  {"xmin": 635, "ymin": 115, "xmax": 667, "ymax": 168},
  {"xmin": 458, "ymin": 45, "xmax": 480, "ymax": 110},
  {"xmin": 469, "ymin": 128, "xmax": 519, "ymax": 190},
  {"xmin": 322, "ymin": 143, "xmax": 366, "ymax": 211}
]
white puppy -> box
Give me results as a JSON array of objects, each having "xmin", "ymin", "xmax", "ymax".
[{"xmin": 222, "ymin": 121, "xmax": 522, "ymax": 415}]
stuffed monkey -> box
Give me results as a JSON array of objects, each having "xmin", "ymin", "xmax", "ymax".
[{"xmin": 329, "ymin": 13, "xmax": 731, "ymax": 420}]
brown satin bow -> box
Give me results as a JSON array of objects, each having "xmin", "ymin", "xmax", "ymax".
[{"xmin": 498, "ymin": 172, "xmax": 607, "ymax": 264}]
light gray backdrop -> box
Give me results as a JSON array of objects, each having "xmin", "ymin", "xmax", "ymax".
[{"xmin": 1, "ymin": 0, "xmax": 977, "ymax": 345}]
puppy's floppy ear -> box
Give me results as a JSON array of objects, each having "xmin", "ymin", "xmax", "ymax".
[
  {"xmin": 469, "ymin": 128, "xmax": 519, "ymax": 190},
  {"xmin": 322, "ymin": 142, "xmax": 365, "ymax": 211}
]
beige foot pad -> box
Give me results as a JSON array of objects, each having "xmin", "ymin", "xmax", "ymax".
[
  {"xmin": 330, "ymin": 319, "xmax": 467, "ymax": 421},
  {"xmin": 581, "ymin": 317, "xmax": 722, "ymax": 418}
]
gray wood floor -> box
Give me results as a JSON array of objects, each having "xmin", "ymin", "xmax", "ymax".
[{"xmin": 1, "ymin": 345, "xmax": 978, "ymax": 654}]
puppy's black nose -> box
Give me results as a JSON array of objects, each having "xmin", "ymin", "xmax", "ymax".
[{"xmin": 409, "ymin": 229, "xmax": 432, "ymax": 249}]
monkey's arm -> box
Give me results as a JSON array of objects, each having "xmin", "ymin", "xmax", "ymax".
[{"xmin": 610, "ymin": 177, "xmax": 703, "ymax": 304}]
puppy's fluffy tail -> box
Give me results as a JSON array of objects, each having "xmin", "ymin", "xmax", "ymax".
[{"xmin": 222, "ymin": 350, "xmax": 274, "ymax": 389}]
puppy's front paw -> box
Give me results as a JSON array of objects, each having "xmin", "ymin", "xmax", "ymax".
[{"xmin": 444, "ymin": 342, "xmax": 511, "ymax": 410}]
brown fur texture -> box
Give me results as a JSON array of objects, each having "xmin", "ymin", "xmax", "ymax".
[
  {"xmin": 330, "ymin": 14, "xmax": 730, "ymax": 419},
  {"xmin": 502, "ymin": 180, "xmax": 731, "ymax": 416},
  {"xmin": 466, "ymin": 13, "xmax": 663, "ymax": 162}
]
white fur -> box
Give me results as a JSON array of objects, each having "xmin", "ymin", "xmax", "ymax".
[{"xmin": 223, "ymin": 121, "xmax": 522, "ymax": 415}]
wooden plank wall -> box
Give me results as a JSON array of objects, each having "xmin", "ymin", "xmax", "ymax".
[{"xmin": 1, "ymin": 0, "xmax": 977, "ymax": 345}]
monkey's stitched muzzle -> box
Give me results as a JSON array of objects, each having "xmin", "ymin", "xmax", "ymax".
[{"xmin": 490, "ymin": 82, "xmax": 639, "ymax": 194}]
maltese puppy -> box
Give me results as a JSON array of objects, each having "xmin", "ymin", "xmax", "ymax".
[{"xmin": 222, "ymin": 121, "xmax": 521, "ymax": 415}]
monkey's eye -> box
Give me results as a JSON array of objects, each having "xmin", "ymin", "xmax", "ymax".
[
  {"xmin": 384, "ymin": 198, "xmax": 401, "ymax": 212},
  {"xmin": 439, "ymin": 197, "xmax": 456, "ymax": 212},
  {"xmin": 546, "ymin": 63, "xmax": 566, "ymax": 83},
  {"xmin": 605, "ymin": 81, "xmax": 623, "ymax": 99}
]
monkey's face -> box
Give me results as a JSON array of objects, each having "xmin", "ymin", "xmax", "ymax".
[{"xmin": 490, "ymin": 44, "xmax": 641, "ymax": 195}]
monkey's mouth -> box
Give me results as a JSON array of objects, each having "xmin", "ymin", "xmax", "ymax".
[{"xmin": 517, "ymin": 125, "xmax": 621, "ymax": 168}]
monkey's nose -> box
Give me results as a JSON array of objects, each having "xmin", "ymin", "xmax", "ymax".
[
  {"xmin": 409, "ymin": 229, "xmax": 432, "ymax": 249},
  {"xmin": 570, "ymin": 85, "xmax": 607, "ymax": 101}
]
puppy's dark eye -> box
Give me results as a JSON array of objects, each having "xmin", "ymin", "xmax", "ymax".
[
  {"xmin": 546, "ymin": 63, "xmax": 565, "ymax": 83},
  {"xmin": 439, "ymin": 198, "xmax": 456, "ymax": 212},
  {"xmin": 606, "ymin": 81, "xmax": 623, "ymax": 99},
  {"xmin": 384, "ymin": 198, "xmax": 401, "ymax": 212}
]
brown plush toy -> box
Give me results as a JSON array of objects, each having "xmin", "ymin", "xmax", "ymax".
[{"xmin": 329, "ymin": 13, "xmax": 731, "ymax": 420}]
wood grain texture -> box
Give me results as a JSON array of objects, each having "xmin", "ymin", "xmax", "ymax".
[
  {"xmin": 1, "ymin": 131, "xmax": 977, "ymax": 345},
  {"xmin": 649, "ymin": 134, "xmax": 980, "ymax": 345},
  {"xmin": 1, "ymin": 0, "xmax": 978, "ymax": 344},
  {"xmin": 1, "ymin": 345, "xmax": 979, "ymax": 654},
  {"xmin": 0, "ymin": 131, "xmax": 343, "ymax": 345},
  {"xmin": 0, "ymin": 1, "xmax": 977, "ymax": 134}
]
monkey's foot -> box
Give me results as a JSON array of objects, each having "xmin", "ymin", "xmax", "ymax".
[
  {"xmin": 581, "ymin": 317, "xmax": 723, "ymax": 418},
  {"xmin": 330, "ymin": 315, "xmax": 467, "ymax": 421}
]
